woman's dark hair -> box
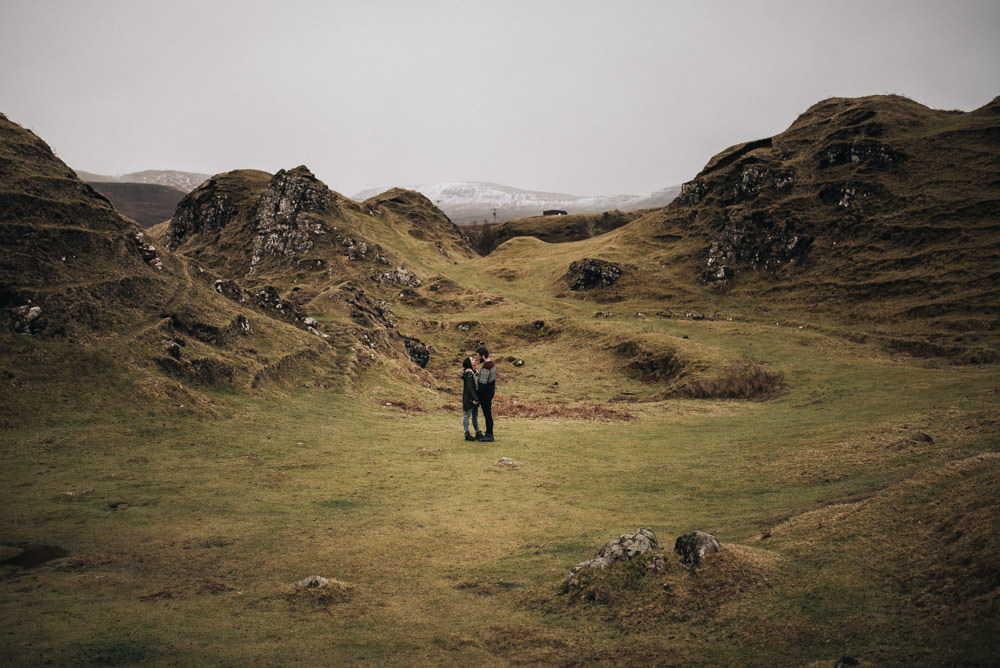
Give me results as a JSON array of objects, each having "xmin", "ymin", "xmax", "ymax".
[{"xmin": 462, "ymin": 356, "xmax": 474, "ymax": 370}]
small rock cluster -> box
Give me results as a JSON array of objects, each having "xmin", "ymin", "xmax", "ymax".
[
  {"xmin": 133, "ymin": 231, "xmax": 164, "ymax": 271},
  {"xmin": 336, "ymin": 230, "xmax": 390, "ymax": 265},
  {"xmin": 566, "ymin": 527, "xmax": 722, "ymax": 587},
  {"xmin": 820, "ymin": 140, "xmax": 904, "ymax": 169},
  {"xmin": 370, "ymin": 266, "xmax": 421, "ymax": 288}
]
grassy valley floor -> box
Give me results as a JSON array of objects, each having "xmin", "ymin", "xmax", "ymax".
[{"xmin": 1, "ymin": 316, "xmax": 997, "ymax": 665}]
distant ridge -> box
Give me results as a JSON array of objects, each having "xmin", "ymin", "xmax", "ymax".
[
  {"xmin": 76, "ymin": 170, "xmax": 212, "ymax": 228},
  {"xmin": 352, "ymin": 181, "xmax": 681, "ymax": 225},
  {"xmin": 76, "ymin": 169, "xmax": 210, "ymax": 193}
]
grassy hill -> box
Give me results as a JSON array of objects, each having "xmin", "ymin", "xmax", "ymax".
[
  {"xmin": 465, "ymin": 208, "xmax": 651, "ymax": 254},
  {"xmin": 1, "ymin": 98, "xmax": 998, "ymax": 665}
]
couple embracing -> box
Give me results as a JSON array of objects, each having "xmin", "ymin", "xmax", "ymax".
[{"xmin": 461, "ymin": 346, "xmax": 496, "ymax": 442}]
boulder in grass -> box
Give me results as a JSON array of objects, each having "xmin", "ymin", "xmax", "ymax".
[
  {"xmin": 674, "ymin": 531, "xmax": 720, "ymax": 566},
  {"xmin": 297, "ymin": 575, "xmax": 329, "ymax": 589}
]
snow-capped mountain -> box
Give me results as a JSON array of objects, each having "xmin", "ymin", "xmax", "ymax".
[
  {"xmin": 76, "ymin": 169, "xmax": 211, "ymax": 192},
  {"xmin": 353, "ymin": 181, "xmax": 681, "ymax": 225}
]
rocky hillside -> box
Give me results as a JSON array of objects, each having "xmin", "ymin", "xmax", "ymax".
[
  {"xmin": 154, "ymin": 165, "xmax": 480, "ymax": 370},
  {"xmin": 589, "ymin": 95, "xmax": 1000, "ymax": 357},
  {"xmin": 163, "ymin": 168, "xmax": 474, "ymax": 279},
  {"xmin": 0, "ymin": 114, "xmax": 347, "ymax": 391}
]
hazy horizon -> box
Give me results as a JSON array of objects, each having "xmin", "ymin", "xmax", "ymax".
[{"xmin": 2, "ymin": 0, "xmax": 998, "ymax": 197}]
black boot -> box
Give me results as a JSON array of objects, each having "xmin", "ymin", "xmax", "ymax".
[
  {"xmin": 465, "ymin": 431, "xmax": 475, "ymax": 441},
  {"xmin": 474, "ymin": 431, "xmax": 485, "ymax": 441},
  {"xmin": 482, "ymin": 433, "xmax": 494, "ymax": 442}
]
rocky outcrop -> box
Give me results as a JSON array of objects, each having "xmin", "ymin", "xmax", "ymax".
[
  {"xmin": 565, "ymin": 258, "xmax": 623, "ymax": 290},
  {"xmin": 10, "ymin": 303, "xmax": 44, "ymax": 334},
  {"xmin": 212, "ymin": 279, "xmax": 326, "ymax": 337},
  {"xmin": 167, "ymin": 170, "xmax": 269, "ymax": 250},
  {"xmin": 818, "ymin": 141, "xmax": 905, "ymax": 169},
  {"xmin": 702, "ymin": 210, "xmax": 811, "ymax": 285},
  {"xmin": 371, "ymin": 266, "xmax": 421, "ymax": 288},
  {"xmin": 249, "ymin": 167, "xmax": 340, "ymax": 273},
  {"xmin": 402, "ymin": 336, "xmax": 431, "ymax": 368}
]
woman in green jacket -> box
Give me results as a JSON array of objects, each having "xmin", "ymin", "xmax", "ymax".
[{"xmin": 461, "ymin": 356, "xmax": 482, "ymax": 441}]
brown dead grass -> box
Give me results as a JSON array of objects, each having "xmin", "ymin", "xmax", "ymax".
[
  {"xmin": 492, "ymin": 395, "xmax": 634, "ymax": 422},
  {"xmin": 686, "ymin": 360, "xmax": 785, "ymax": 400}
]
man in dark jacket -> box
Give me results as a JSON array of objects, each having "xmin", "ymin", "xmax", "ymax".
[{"xmin": 475, "ymin": 346, "xmax": 496, "ymax": 441}]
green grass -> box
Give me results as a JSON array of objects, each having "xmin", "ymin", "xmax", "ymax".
[{"xmin": 1, "ymin": 313, "xmax": 997, "ymax": 664}]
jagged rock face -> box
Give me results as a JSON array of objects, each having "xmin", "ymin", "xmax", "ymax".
[
  {"xmin": 703, "ymin": 210, "xmax": 812, "ymax": 285},
  {"xmin": 168, "ymin": 189, "xmax": 233, "ymax": 249},
  {"xmin": 565, "ymin": 258, "xmax": 623, "ymax": 290},
  {"xmin": 249, "ymin": 167, "xmax": 340, "ymax": 274}
]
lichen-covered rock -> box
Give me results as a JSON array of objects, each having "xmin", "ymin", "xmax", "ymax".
[
  {"xmin": 570, "ymin": 527, "xmax": 659, "ymax": 575},
  {"xmin": 565, "ymin": 258, "xmax": 622, "ymax": 290},
  {"xmin": 677, "ymin": 178, "xmax": 709, "ymax": 206},
  {"xmin": 673, "ymin": 530, "xmax": 720, "ymax": 566}
]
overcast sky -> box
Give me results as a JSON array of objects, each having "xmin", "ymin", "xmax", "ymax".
[{"xmin": 2, "ymin": 1, "xmax": 998, "ymax": 196}]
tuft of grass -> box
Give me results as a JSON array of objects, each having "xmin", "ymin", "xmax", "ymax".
[
  {"xmin": 686, "ymin": 360, "xmax": 785, "ymax": 400},
  {"xmin": 492, "ymin": 395, "xmax": 634, "ymax": 421}
]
